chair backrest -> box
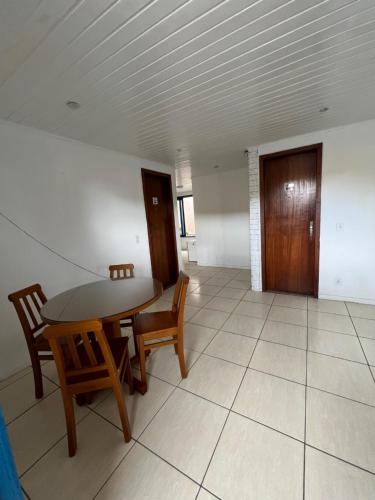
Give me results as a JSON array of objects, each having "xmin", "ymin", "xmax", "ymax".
[
  {"xmin": 43, "ymin": 320, "xmax": 118, "ymax": 391},
  {"xmin": 109, "ymin": 263, "xmax": 134, "ymax": 280},
  {"xmin": 172, "ymin": 272, "xmax": 190, "ymax": 327},
  {"xmin": 8, "ymin": 284, "xmax": 47, "ymax": 345}
]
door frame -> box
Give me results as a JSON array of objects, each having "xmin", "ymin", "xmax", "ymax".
[
  {"xmin": 141, "ymin": 168, "xmax": 179, "ymax": 287},
  {"xmin": 259, "ymin": 143, "xmax": 322, "ymax": 297}
]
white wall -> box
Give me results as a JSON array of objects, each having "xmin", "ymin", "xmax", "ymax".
[
  {"xmin": 256, "ymin": 119, "xmax": 375, "ymax": 304},
  {"xmin": 0, "ymin": 119, "xmax": 180, "ymax": 379},
  {"xmin": 193, "ymin": 168, "xmax": 250, "ymax": 269}
]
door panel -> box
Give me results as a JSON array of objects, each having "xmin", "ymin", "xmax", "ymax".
[
  {"xmin": 142, "ymin": 169, "xmax": 179, "ymax": 289},
  {"xmin": 261, "ymin": 146, "xmax": 321, "ymax": 296}
]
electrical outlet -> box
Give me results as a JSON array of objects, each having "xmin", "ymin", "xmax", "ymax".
[
  {"xmin": 336, "ymin": 223, "xmax": 344, "ymax": 231},
  {"xmin": 135, "ymin": 235, "xmax": 140, "ymax": 244}
]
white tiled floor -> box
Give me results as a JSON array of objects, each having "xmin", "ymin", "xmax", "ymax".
[{"xmin": 1, "ymin": 263, "xmax": 375, "ymax": 499}]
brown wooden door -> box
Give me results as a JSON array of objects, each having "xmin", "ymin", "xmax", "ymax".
[
  {"xmin": 260, "ymin": 144, "xmax": 321, "ymax": 296},
  {"xmin": 142, "ymin": 169, "xmax": 179, "ymax": 289}
]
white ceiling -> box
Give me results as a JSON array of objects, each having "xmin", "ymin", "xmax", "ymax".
[{"xmin": 1, "ymin": 0, "xmax": 375, "ymax": 192}]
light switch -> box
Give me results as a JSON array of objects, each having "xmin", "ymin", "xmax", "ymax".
[{"xmin": 135, "ymin": 235, "xmax": 140, "ymax": 243}]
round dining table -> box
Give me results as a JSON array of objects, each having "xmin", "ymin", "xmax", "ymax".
[{"xmin": 40, "ymin": 277, "xmax": 163, "ymax": 394}]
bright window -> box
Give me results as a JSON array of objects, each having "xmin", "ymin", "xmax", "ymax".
[{"xmin": 177, "ymin": 195, "xmax": 196, "ymax": 237}]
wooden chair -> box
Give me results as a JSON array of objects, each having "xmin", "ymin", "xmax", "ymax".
[
  {"xmin": 44, "ymin": 320, "xmax": 133, "ymax": 457},
  {"xmin": 109, "ymin": 263, "xmax": 134, "ymax": 280},
  {"xmin": 109, "ymin": 263, "xmax": 135, "ymax": 329},
  {"xmin": 8, "ymin": 284, "xmax": 53, "ymax": 399},
  {"xmin": 133, "ymin": 272, "xmax": 189, "ymax": 390}
]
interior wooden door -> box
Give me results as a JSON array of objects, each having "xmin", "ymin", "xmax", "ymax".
[
  {"xmin": 260, "ymin": 144, "xmax": 321, "ymax": 296},
  {"xmin": 142, "ymin": 169, "xmax": 179, "ymax": 289}
]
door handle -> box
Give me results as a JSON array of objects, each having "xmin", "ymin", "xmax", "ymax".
[{"xmin": 309, "ymin": 220, "xmax": 314, "ymax": 238}]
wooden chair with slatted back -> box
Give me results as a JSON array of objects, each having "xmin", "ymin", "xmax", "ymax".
[
  {"xmin": 44, "ymin": 320, "xmax": 133, "ymax": 457},
  {"xmin": 109, "ymin": 263, "xmax": 135, "ymax": 329},
  {"xmin": 133, "ymin": 271, "xmax": 190, "ymax": 390},
  {"xmin": 109, "ymin": 263, "xmax": 134, "ymax": 280},
  {"xmin": 8, "ymin": 284, "xmax": 52, "ymax": 399}
]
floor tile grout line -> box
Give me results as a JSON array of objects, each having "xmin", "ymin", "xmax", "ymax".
[
  {"xmin": 307, "ymin": 348, "xmax": 368, "ymax": 366},
  {"xmin": 303, "ymin": 302, "xmax": 309, "ymax": 500},
  {"xmin": 5, "ymin": 383, "xmax": 60, "ymax": 427},
  {"xmin": 17, "ymin": 340, "xmax": 375, "ymax": 488},
  {"xmin": 21, "ymin": 486, "xmax": 31, "ymax": 500},
  {"xmin": 199, "ymin": 349, "xmax": 254, "ymax": 370},
  {"xmin": 89, "ymin": 397, "xmax": 227, "ymax": 497},
  {"xmin": 12, "ymin": 348, "xmax": 375, "ymax": 465},
  {"xmin": 21, "ymin": 384, "xmax": 375, "ymax": 496},
  {"xmin": 136, "ymin": 349, "xmax": 204, "ymax": 442},
  {"xmin": 344, "ymin": 301, "xmax": 375, "ymax": 384},
  {"xmin": 305, "ymin": 443, "xmax": 375, "ymax": 476},
  {"xmin": 189, "ymin": 306, "xmax": 368, "ymax": 366},
  {"xmin": 10, "ymin": 279, "xmax": 375, "ymax": 492},
  {"xmin": 257, "ymin": 336, "xmax": 370, "ymax": 367},
  {"xmin": 19, "ymin": 410, "xmax": 93, "ymax": 478},
  {"xmin": 0, "ymin": 368, "xmax": 33, "ymax": 393},
  {"xmin": 196, "ymin": 486, "xmax": 222, "ymax": 500},
  {"xmin": 41, "ymin": 330, "xmax": 375, "ymax": 427},
  {"xmin": 41, "ymin": 373, "xmax": 61, "ymax": 388},
  {"xmin": 91, "ymin": 439, "xmax": 137, "ymax": 499},
  {"xmin": 197, "ymin": 292, "xmax": 277, "ymax": 493},
  {"xmin": 190, "ymin": 307, "xmax": 358, "ymax": 339}
]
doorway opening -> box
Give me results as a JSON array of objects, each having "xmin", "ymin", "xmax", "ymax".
[{"xmin": 177, "ymin": 194, "xmax": 197, "ymax": 263}]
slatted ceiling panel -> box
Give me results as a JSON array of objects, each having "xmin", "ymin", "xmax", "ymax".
[
  {"xmin": 7, "ymin": 0, "xmax": 195, "ymax": 124},
  {"xmin": 126, "ymin": 4, "xmax": 375, "ymax": 120},
  {"xmin": 0, "ymin": 0, "xmax": 82, "ymax": 99},
  {"xmin": 138, "ymin": 44, "xmax": 375, "ymax": 140},
  {"xmin": 14, "ymin": 1, "xmax": 227, "ymax": 133},
  {"xmin": 21, "ymin": 0, "xmax": 245, "ymax": 120},
  {"xmin": 47, "ymin": 0, "xmax": 317, "ymax": 129},
  {"xmin": 0, "ymin": 0, "xmax": 76, "ymax": 85},
  {"xmin": 1, "ymin": 2, "xmax": 375, "ymax": 180},
  {"xmin": 3, "ymin": 0, "xmax": 125, "ymax": 122},
  {"xmin": 55, "ymin": 1, "xmax": 375, "ymax": 142},
  {"xmin": 73, "ymin": 0, "xmax": 362, "ymax": 120},
  {"xmin": 135, "ymin": 51, "xmax": 375, "ymax": 143},
  {"xmin": 0, "ymin": 0, "xmax": 41, "ymax": 47}
]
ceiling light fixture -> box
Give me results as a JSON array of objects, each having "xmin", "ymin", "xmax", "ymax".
[
  {"xmin": 66, "ymin": 100, "xmax": 80, "ymax": 110},
  {"xmin": 319, "ymin": 106, "xmax": 329, "ymax": 113}
]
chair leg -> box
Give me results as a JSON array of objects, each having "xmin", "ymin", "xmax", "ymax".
[
  {"xmin": 174, "ymin": 343, "xmax": 178, "ymax": 354},
  {"xmin": 132, "ymin": 331, "xmax": 140, "ymax": 359},
  {"xmin": 138, "ymin": 336, "xmax": 147, "ymax": 389},
  {"xmin": 125, "ymin": 354, "xmax": 134, "ymax": 395},
  {"xmin": 176, "ymin": 338, "xmax": 187, "ymax": 379},
  {"xmin": 61, "ymin": 392, "xmax": 77, "ymax": 457},
  {"xmin": 112, "ymin": 380, "xmax": 131, "ymax": 442},
  {"xmin": 31, "ymin": 353, "xmax": 43, "ymax": 399}
]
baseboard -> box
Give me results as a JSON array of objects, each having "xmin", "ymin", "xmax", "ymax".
[{"xmin": 318, "ymin": 293, "xmax": 375, "ymax": 306}]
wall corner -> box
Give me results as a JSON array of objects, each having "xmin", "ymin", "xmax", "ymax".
[{"xmin": 247, "ymin": 147, "xmax": 262, "ymax": 291}]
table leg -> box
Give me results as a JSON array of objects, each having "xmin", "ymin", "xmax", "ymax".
[
  {"xmin": 103, "ymin": 320, "xmax": 121, "ymax": 339},
  {"xmin": 104, "ymin": 320, "xmax": 148, "ymax": 395}
]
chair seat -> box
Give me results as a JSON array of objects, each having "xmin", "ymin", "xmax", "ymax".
[
  {"xmin": 33, "ymin": 330, "xmax": 51, "ymax": 351},
  {"xmin": 133, "ymin": 311, "xmax": 178, "ymax": 335},
  {"xmin": 65, "ymin": 337, "xmax": 129, "ymax": 385}
]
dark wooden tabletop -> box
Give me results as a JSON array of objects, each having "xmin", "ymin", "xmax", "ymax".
[{"xmin": 40, "ymin": 278, "xmax": 163, "ymax": 324}]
